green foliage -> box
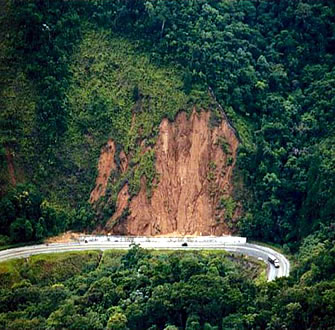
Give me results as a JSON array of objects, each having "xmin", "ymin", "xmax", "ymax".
[
  {"xmin": 216, "ymin": 136, "xmax": 230, "ymax": 154},
  {"xmin": 10, "ymin": 218, "xmax": 33, "ymax": 242},
  {"xmin": 0, "ymin": 184, "xmax": 67, "ymax": 243},
  {"xmin": 0, "ymin": 236, "xmax": 10, "ymax": 247},
  {"xmin": 68, "ymin": 29, "xmax": 191, "ymax": 151},
  {"xmin": 226, "ymin": 155, "xmax": 234, "ymax": 167},
  {"xmin": 0, "ymin": 248, "xmax": 263, "ymax": 329},
  {"xmin": 107, "ymin": 307, "xmax": 128, "ymax": 330},
  {"xmin": 0, "ymin": 243, "xmax": 334, "ymax": 329},
  {"xmin": 219, "ymin": 196, "xmax": 236, "ymax": 221},
  {"xmin": 0, "ymin": 250, "xmax": 100, "ymax": 289},
  {"xmin": 129, "ymin": 149, "xmax": 157, "ymax": 198}
]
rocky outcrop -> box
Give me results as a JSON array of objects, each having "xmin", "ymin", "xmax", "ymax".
[{"xmin": 90, "ymin": 109, "xmax": 240, "ymax": 236}]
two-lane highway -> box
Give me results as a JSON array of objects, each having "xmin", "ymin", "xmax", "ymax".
[
  {"xmin": 0, "ymin": 237, "xmax": 290, "ymax": 281},
  {"xmin": 223, "ymin": 243, "xmax": 290, "ymax": 281}
]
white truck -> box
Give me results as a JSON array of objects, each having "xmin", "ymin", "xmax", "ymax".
[{"xmin": 268, "ymin": 255, "xmax": 280, "ymax": 268}]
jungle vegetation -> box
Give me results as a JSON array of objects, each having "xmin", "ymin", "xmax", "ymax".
[{"xmin": 0, "ymin": 244, "xmax": 334, "ymax": 329}]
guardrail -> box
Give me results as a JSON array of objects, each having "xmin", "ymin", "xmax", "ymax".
[{"xmin": 78, "ymin": 235, "xmax": 247, "ymax": 245}]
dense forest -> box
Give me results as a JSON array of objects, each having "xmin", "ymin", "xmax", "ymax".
[
  {"xmin": 0, "ymin": 0, "xmax": 335, "ymax": 328},
  {"xmin": 0, "ymin": 0, "xmax": 334, "ymax": 246},
  {"xmin": 0, "ymin": 245, "xmax": 334, "ymax": 329}
]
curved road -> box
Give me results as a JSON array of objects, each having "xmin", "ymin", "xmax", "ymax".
[
  {"xmin": 223, "ymin": 243, "xmax": 290, "ymax": 281},
  {"xmin": 0, "ymin": 240, "xmax": 290, "ymax": 281}
]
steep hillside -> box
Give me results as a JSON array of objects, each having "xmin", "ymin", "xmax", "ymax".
[
  {"xmin": 67, "ymin": 30, "xmax": 242, "ymax": 234},
  {"xmin": 90, "ymin": 110, "xmax": 240, "ymax": 236},
  {"xmin": 0, "ymin": 14, "xmax": 243, "ymax": 243},
  {"xmin": 1, "ymin": 0, "xmax": 334, "ymax": 250}
]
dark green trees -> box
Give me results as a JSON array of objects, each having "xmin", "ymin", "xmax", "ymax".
[
  {"xmin": 0, "ymin": 184, "xmax": 67, "ymax": 243},
  {"xmin": 1, "ymin": 0, "xmax": 335, "ymax": 247}
]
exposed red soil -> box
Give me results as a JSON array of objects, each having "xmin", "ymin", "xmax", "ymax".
[
  {"xmin": 89, "ymin": 139, "xmax": 116, "ymax": 203},
  {"xmin": 91, "ymin": 109, "xmax": 240, "ymax": 236}
]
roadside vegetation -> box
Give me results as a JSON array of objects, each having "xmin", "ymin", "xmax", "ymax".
[{"xmin": 0, "ymin": 245, "xmax": 334, "ymax": 329}]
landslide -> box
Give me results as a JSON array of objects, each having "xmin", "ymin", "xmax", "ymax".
[
  {"xmin": 91, "ymin": 109, "xmax": 240, "ymax": 236},
  {"xmin": 0, "ymin": 25, "xmax": 246, "ymax": 240}
]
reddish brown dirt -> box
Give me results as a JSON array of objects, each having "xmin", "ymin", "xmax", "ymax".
[
  {"xmin": 109, "ymin": 184, "xmax": 130, "ymax": 226},
  {"xmin": 89, "ymin": 139, "xmax": 116, "ymax": 203},
  {"xmin": 103, "ymin": 109, "xmax": 240, "ymax": 236}
]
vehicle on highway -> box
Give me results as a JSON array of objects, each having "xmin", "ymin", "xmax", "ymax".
[
  {"xmin": 268, "ymin": 255, "xmax": 280, "ymax": 268},
  {"xmin": 182, "ymin": 242, "xmax": 188, "ymax": 247}
]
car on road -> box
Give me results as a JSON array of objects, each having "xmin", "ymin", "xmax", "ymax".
[
  {"xmin": 268, "ymin": 255, "xmax": 280, "ymax": 268},
  {"xmin": 182, "ymin": 242, "xmax": 188, "ymax": 247}
]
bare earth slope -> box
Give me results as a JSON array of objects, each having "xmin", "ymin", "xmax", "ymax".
[
  {"xmin": 89, "ymin": 139, "xmax": 116, "ymax": 204},
  {"xmin": 90, "ymin": 109, "xmax": 239, "ymax": 236}
]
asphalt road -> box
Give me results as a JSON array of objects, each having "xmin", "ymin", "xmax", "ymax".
[
  {"xmin": 0, "ymin": 240, "xmax": 290, "ymax": 281},
  {"xmin": 223, "ymin": 243, "xmax": 290, "ymax": 281}
]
